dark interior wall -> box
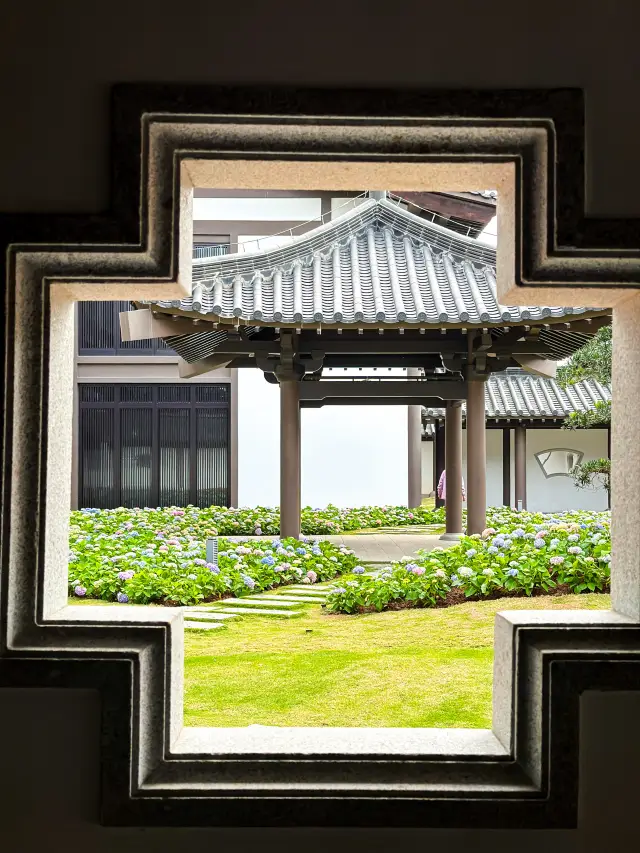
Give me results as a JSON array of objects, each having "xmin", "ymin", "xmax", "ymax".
[{"xmin": 2, "ymin": 0, "xmax": 640, "ymax": 848}]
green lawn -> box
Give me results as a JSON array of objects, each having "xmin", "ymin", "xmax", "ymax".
[{"xmin": 184, "ymin": 593, "xmax": 610, "ymax": 728}]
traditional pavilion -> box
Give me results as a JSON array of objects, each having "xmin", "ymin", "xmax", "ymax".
[{"xmin": 120, "ymin": 192, "xmax": 611, "ymax": 538}]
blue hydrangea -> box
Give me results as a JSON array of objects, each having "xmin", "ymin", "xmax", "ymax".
[
  {"xmin": 209, "ymin": 565, "xmax": 220, "ymax": 575},
  {"xmin": 312, "ymin": 547, "xmax": 322, "ymax": 556},
  {"xmin": 352, "ymin": 566, "xmax": 365, "ymax": 574},
  {"xmin": 261, "ymin": 555, "xmax": 276, "ymax": 566},
  {"xmin": 117, "ymin": 592, "xmax": 129, "ymax": 603},
  {"xmin": 534, "ymin": 538, "xmax": 546, "ymax": 548},
  {"xmin": 242, "ymin": 575, "xmax": 256, "ymax": 589},
  {"xmin": 450, "ymin": 574, "xmax": 460, "ymax": 586},
  {"xmin": 524, "ymin": 533, "xmax": 536, "ymax": 540},
  {"xmin": 507, "ymin": 568, "xmax": 519, "ymax": 577},
  {"xmin": 296, "ymin": 548, "xmax": 307, "ymax": 555},
  {"xmin": 550, "ymin": 538, "xmax": 560, "ymax": 549},
  {"xmin": 487, "ymin": 546, "xmax": 499, "ymax": 555},
  {"xmin": 465, "ymin": 548, "xmax": 477, "ymax": 558},
  {"xmin": 492, "ymin": 536, "xmax": 505, "ymax": 547}
]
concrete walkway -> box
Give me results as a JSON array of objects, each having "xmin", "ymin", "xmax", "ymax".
[{"xmin": 318, "ymin": 534, "xmax": 454, "ymax": 563}]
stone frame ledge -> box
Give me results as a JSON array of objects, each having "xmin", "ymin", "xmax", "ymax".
[{"xmin": 2, "ymin": 85, "xmax": 640, "ymax": 829}]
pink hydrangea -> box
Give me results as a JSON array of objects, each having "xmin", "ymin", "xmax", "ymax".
[
  {"xmin": 306, "ymin": 570, "xmax": 317, "ymax": 583},
  {"xmin": 482, "ymin": 528, "xmax": 497, "ymax": 539}
]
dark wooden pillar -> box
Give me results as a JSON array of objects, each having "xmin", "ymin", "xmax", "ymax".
[
  {"xmin": 607, "ymin": 423, "xmax": 611, "ymax": 510},
  {"xmin": 514, "ymin": 424, "xmax": 527, "ymax": 511},
  {"xmin": 441, "ymin": 401, "xmax": 463, "ymax": 539},
  {"xmin": 466, "ymin": 377, "xmax": 487, "ymax": 534},
  {"xmin": 407, "ymin": 369, "xmax": 422, "ymax": 508},
  {"xmin": 280, "ymin": 379, "xmax": 301, "ymax": 538},
  {"xmin": 502, "ymin": 428, "xmax": 511, "ymax": 507},
  {"xmin": 434, "ymin": 422, "xmax": 445, "ymax": 508}
]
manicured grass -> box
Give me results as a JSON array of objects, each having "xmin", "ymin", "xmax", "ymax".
[{"xmin": 184, "ymin": 593, "xmax": 610, "ymax": 728}]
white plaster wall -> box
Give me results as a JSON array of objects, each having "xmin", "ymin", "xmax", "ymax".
[
  {"xmin": 331, "ymin": 196, "xmax": 366, "ymax": 219},
  {"xmin": 238, "ymin": 367, "xmax": 408, "ymax": 508},
  {"xmin": 421, "ymin": 439, "xmax": 434, "ymax": 494},
  {"xmin": 236, "ymin": 368, "xmax": 280, "ymax": 507},
  {"xmin": 524, "ymin": 428, "xmax": 609, "ymax": 512},
  {"xmin": 193, "ymin": 197, "xmax": 322, "ymax": 221},
  {"xmin": 424, "ymin": 427, "xmax": 610, "ymax": 512}
]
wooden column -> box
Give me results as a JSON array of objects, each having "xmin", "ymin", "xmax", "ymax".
[
  {"xmin": 434, "ymin": 422, "xmax": 445, "ymax": 508},
  {"xmin": 502, "ymin": 428, "xmax": 511, "ymax": 507},
  {"xmin": 514, "ymin": 424, "xmax": 527, "ymax": 511},
  {"xmin": 441, "ymin": 401, "xmax": 463, "ymax": 539},
  {"xmin": 407, "ymin": 368, "xmax": 423, "ymax": 508},
  {"xmin": 466, "ymin": 377, "xmax": 487, "ymax": 534},
  {"xmin": 607, "ymin": 424, "xmax": 611, "ymax": 510},
  {"xmin": 280, "ymin": 379, "xmax": 301, "ymax": 538}
]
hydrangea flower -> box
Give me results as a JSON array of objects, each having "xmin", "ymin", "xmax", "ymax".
[
  {"xmin": 352, "ymin": 566, "xmax": 365, "ymax": 575},
  {"xmin": 458, "ymin": 567, "xmax": 473, "ymax": 578},
  {"xmin": 600, "ymin": 554, "xmax": 612, "ymax": 563},
  {"xmin": 568, "ymin": 534, "xmax": 580, "ymax": 542},
  {"xmin": 261, "ymin": 555, "xmax": 276, "ymax": 566},
  {"xmin": 482, "ymin": 568, "xmax": 495, "ymax": 577},
  {"xmin": 465, "ymin": 548, "xmax": 477, "ymax": 558},
  {"xmin": 568, "ymin": 546, "xmax": 582, "ymax": 555},
  {"xmin": 433, "ymin": 568, "xmax": 446, "ymax": 578},
  {"xmin": 117, "ymin": 570, "xmax": 135, "ymax": 580},
  {"xmin": 117, "ymin": 592, "xmax": 129, "ymax": 603},
  {"xmin": 534, "ymin": 538, "xmax": 546, "ymax": 549},
  {"xmin": 306, "ymin": 570, "xmax": 317, "ymax": 583},
  {"xmin": 487, "ymin": 546, "xmax": 499, "ymax": 555},
  {"xmin": 242, "ymin": 575, "xmax": 256, "ymax": 589},
  {"xmin": 507, "ymin": 568, "xmax": 519, "ymax": 577},
  {"xmin": 74, "ymin": 585, "xmax": 87, "ymax": 596}
]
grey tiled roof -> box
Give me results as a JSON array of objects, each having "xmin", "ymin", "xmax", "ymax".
[
  {"xmin": 422, "ymin": 370, "xmax": 611, "ymax": 421},
  {"xmin": 147, "ymin": 199, "xmax": 599, "ymax": 328}
]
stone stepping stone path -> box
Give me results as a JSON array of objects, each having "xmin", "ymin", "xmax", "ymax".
[
  {"xmin": 183, "ymin": 582, "xmax": 334, "ymax": 630},
  {"xmin": 184, "ymin": 620, "xmax": 224, "ymax": 631}
]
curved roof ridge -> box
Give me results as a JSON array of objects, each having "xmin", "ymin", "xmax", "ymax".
[{"xmin": 191, "ymin": 197, "xmax": 496, "ymax": 284}]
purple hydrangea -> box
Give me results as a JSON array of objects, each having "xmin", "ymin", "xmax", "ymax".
[
  {"xmin": 117, "ymin": 592, "xmax": 129, "ymax": 603},
  {"xmin": 352, "ymin": 566, "xmax": 365, "ymax": 574},
  {"xmin": 568, "ymin": 533, "xmax": 580, "ymax": 542},
  {"xmin": 534, "ymin": 538, "xmax": 546, "ymax": 548},
  {"xmin": 242, "ymin": 575, "xmax": 256, "ymax": 589},
  {"xmin": 74, "ymin": 585, "xmax": 87, "ymax": 596},
  {"xmin": 118, "ymin": 570, "xmax": 136, "ymax": 581},
  {"xmin": 507, "ymin": 568, "xmax": 519, "ymax": 577},
  {"xmin": 487, "ymin": 545, "xmax": 499, "ymax": 555}
]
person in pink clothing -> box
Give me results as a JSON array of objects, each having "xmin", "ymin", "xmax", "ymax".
[{"xmin": 437, "ymin": 470, "xmax": 466, "ymax": 501}]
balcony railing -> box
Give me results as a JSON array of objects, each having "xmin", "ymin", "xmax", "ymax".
[{"xmin": 193, "ymin": 244, "xmax": 230, "ymax": 259}]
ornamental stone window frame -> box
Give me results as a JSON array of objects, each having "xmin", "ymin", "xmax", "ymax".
[{"xmin": 3, "ymin": 86, "xmax": 640, "ymax": 829}]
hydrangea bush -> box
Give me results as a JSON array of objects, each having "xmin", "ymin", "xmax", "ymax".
[
  {"xmin": 326, "ymin": 509, "xmax": 611, "ymax": 614},
  {"xmin": 72, "ymin": 503, "xmax": 445, "ymax": 540},
  {"xmin": 68, "ymin": 507, "xmax": 358, "ymax": 606}
]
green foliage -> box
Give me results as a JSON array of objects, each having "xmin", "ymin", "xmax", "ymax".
[
  {"xmin": 563, "ymin": 399, "xmax": 611, "ymax": 430},
  {"xmin": 556, "ymin": 325, "xmax": 612, "ymax": 388},
  {"xmin": 570, "ymin": 457, "xmax": 611, "ymax": 495},
  {"xmin": 68, "ymin": 507, "xmax": 359, "ymax": 605},
  {"xmin": 325, "ymin": 508, "xmax": 611, "ymax": 614}
]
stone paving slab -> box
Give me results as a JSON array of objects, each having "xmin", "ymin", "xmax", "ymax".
[
  {"xmin": 216, "ymin": 598, "xmax": 302, "ymax": 609},
  {"xmin": 212, "ymin": 607, "xmax": 303, "ymax": 618},
  {"xmin": 184, "ymin": 620, "xmax": 225, "ymax": 630},
  {"xmin": 184, "ymin": 611, "xmax": 239, "ymax": 621}
]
